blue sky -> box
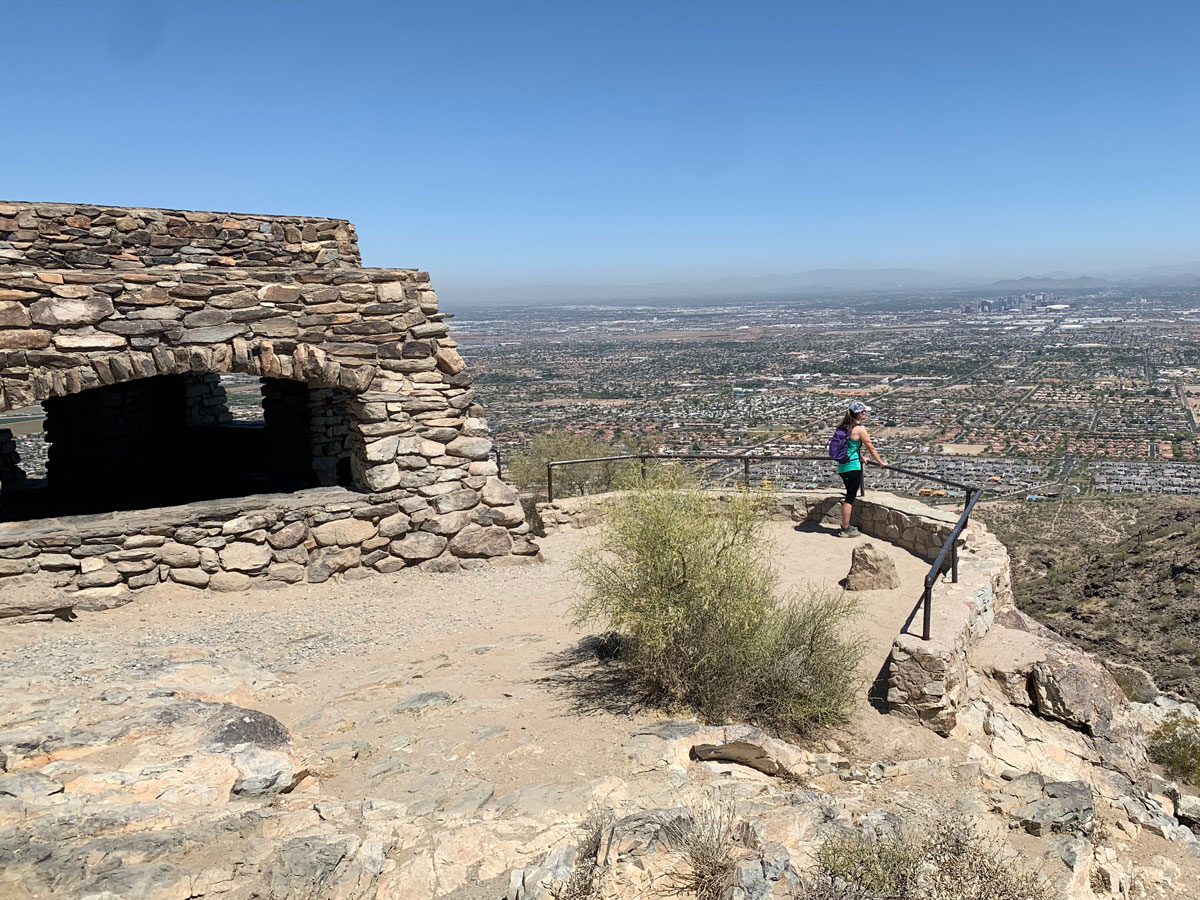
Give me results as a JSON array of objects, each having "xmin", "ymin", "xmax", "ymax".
[{"xmin": 4, "ymin": 1, "xmax": 1199, "ymax": 298}]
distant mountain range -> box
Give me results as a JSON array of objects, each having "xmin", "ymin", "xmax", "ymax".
[{"xmin": 445, "ymin": 262, "xmax": 1200, "ymax": 305}]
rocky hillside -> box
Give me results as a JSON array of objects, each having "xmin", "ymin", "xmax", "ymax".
[{"xmin": 981, "ymin": 498, "xmax": 1200, "ymax": 700}]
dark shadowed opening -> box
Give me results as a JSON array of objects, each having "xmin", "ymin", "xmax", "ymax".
[{"xmin": 0, "ymin": 373, "xmax": 358, "ymax": 522}]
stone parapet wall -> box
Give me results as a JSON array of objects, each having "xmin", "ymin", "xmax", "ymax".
[
  {"xmin": 0, "ymin": 484, "xmax": 538, "ymax": 618},
  {"xmin": 0, "ymin": 202, "xmax": 360, "ymax": 270}
]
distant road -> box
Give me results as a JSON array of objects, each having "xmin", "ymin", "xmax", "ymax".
[{"xmin": 1179, "ymin": 382, "xmax": 1198, "ymax": 434}]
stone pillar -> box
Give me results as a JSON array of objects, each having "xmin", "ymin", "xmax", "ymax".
[
  {"xmin": 0, "ymin": 428, "xmax": 26, "ymax": 486},
  {"xmin": 309, "ymin": 388, "xmax": 352, "ymax": 487},
  {"xmin": 182, "ymin": 373, "xmax": 232, "ymax": 427}
]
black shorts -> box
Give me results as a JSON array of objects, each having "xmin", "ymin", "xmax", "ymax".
[{"xmin": 839, "ymin": 469, "xmax": 862, "ymax": 504}]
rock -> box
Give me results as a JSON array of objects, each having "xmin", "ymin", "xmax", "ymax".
[
  {"xmin": 169, "ymin": 567, "xmax": 210, "ymax": 588},
  {"xmin": 482, "ymin": 476, "xmax": 519, "ymax": 507},
  {"xmin": 436, "ymin": 347, "xmax": 466, "ymax": 374},
  {"xmin": 222, "ymin": 514, "xmax": 272, "ymax": 535},
  {"xmin": 311, "ymin": 518, "xmax": 377, "ymax": 547},
  {"xmin": 52, "ymin": 332, "xmax": 127, "ymax": 350},
  {"xmin": 394, "ymin": 691, "xmax": 457, "ymax": 714},
  {"xmin": 0, "ymin": 301, "xmax": 32, "ymax": 328},
  {"xmin": 434, "ymin": 488, "xmax": 480, "ymax": 514},
  {"xmin": 844, "ymin": 541, "xmax": 900, "ymax": 590},
  {"xmin": 446, "ymin": 436, "xmax": 493, "ymax": 460},
  {"xmin": 209, "ymin": 706, "xmax": 292, "ymax": 748},
  {"xmin": 377, "ymin": 511, "xmax": 412, "ymax": 538},
  {"xmin": 597, "ymin": 808, "xmax": 693, "ymax": 864},
  {"xmin": 268, "ymin": 521, "xmax": 309, "ymax": 550},
  {"xmin": 29, "ymin": 295, "xmax": 115, "ymax": 326},
  {"xmin": 390, "ymin": 532, "xmax": 446, "ymax": 562},
  {"xmin": 689, "ymin": 724, "xmax": 813, "ymax": 778},
  {"xmin": 219, "ymin": 542, "xmax": 273, "ymax": 573},
  {"xmin": 268, "ymin": 563, "xmax": 306, "ymax": 584},
  {"xmin": 0, "ymin": 328, "xmax": 51, "ymax": 349},
  {"xmin": 180, "ymin": 323, "xmax": 246, "ymax": 343},
  {"xmin": 0, "ymin": 573, "xmax": 73, "ymax": 619},
  {"xmin": 725, "ymin": 859, "xmax": 772, "ymax": 900},
  {"xmin": 1176, "ymin": 792, "xmax": 1200, "ymax": 827},
  {"xmin": 1041, "ymin": 836, "xmax": 1094, "ymax": 900},
  {"xmin": 449, "ymin": 525, "xmax": 513, "ymax": 558},
  {"xmin": 307, "ymin": 546, "xmax": 361, "ymax": 583},
  {"xmin": 1012, "ymin": 781, "xmax": 1094, "ymax": 836},
  {"xmin": 209, "ymin": 571, "xmax": 253, "ymax": 592},
  {"xmin": 1029, "ymin": 646, "xmax": 1131, "ymax": 739},
  {"xmin": 230, "ymin": 745, "xmax": 300, "ymax": 797},
  {"xmin": 158, "ymin": 542, "xmax": 201, "ymax": 568}
]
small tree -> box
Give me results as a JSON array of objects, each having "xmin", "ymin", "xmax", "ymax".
[{"xmin": 508, "ymin": 429, "xmax": 662, "ymax": 500}]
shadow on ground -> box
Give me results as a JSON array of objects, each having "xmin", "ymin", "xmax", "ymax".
[{"xmin": 536, "ymin": 633, "xmax": 656, "ymax": 718}]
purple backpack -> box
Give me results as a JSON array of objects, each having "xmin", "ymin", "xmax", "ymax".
[{"xmin": 827, "ymin": 426, "xmax": 852, "ymax": 463}]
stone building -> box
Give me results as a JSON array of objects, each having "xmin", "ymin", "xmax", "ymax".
[{"xmin": 0, "ymin": 202, "xmax": 536, "ymax": 609}]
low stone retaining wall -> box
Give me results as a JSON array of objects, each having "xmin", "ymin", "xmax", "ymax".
[
  {"xmin": 1, "ymin": 484, "xmax": 539, "ymax": 620},
  {"xmin": 538, "ymin": 488, "xmax": 1007, "ymax": 737}
]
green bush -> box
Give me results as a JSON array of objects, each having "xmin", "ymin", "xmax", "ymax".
[
  {"xmin": 508, "ymin": 430, "xmax": 640, "ymax": 500},
  {"xmin": 1150, "ymin": 711, "xmax": 1200, "ymax": 784},
  {"xmin": 572, "ymin": 481, "xmax": 865, "ymax": 738},
  {"xmin": 812, "ymin": 819, "xmax": 1054, "ymax": 900}
]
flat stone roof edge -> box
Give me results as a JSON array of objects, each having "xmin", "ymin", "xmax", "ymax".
[
  {"xmin": 0, "ymin": 265, "xmax": 430, "ymax": 278},
  {"xmin": 0, "ymin": 200, "xmax": 354, "ymax": 225}
]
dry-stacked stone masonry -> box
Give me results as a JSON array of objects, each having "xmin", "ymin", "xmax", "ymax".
[{"xmin": 0, "ymin": 202, "xmax": 536, "ymax": 611}]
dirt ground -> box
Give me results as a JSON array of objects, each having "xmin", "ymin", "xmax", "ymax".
[{"xmin": 0, "ymin": 522, "xmax": 934, "ymax": 802}]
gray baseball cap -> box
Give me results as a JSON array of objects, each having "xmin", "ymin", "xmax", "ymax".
[{"xmin": 848, "ymin": 400, "xmax": 871, "ymax": 414}]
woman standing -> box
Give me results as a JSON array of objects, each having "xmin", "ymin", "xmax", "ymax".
[{"xmin": 835, "ymin": 400, "xmax": 887, "ymax": 537}]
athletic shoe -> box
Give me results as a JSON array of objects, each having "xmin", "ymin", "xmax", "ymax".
[{"xmin": 838, "ymin": 527, "xmax": 861, "ymax": 538}]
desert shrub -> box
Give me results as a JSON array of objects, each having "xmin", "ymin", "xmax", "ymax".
[
  {"xmin": 810, "ymin": 819, "xmax": 1053, "ymax": 900},
  {"xmin": 508, "ymin": 430, "xmax": 632, "ymax": 500},
  {"xmin": 664, "ymin": 796, "xmax": 742, "ymax": 900},
  {"xmin": 1109, "ymin": 668, "xmax": 1157, "ymax": 703},
  {"xmin": 813, "ymin": 831, "xmax": 923, "ymax": 899},
  {"xmin": 548, "ymin": 807, "xmax": 614, "ymax": 900},
  {"xmin": 573, "ymin": 482, "xmax": 865, "ymax": 737},
  {"xmin": 1150, "ymin": 711, "xmax": 1200, "ymax": 784}
]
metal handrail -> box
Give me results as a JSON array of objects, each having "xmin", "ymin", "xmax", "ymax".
[{"xmin": 542, "ymin": 451, "xmax": 982, "ymax": 641}]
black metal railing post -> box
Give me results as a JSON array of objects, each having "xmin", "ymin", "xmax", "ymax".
[
  {"xmin": 951, "ymin": 540, "xmax": 958, "ymax": 583},
  {"xmin": 922, "ymin": 582, "xmax": 932, "ymax": 641},
  {"xmin": 493, "ymin": 447, "xmax": 503, "ymax": 478},
  {"xmin": 546, "ymin": 462, "xmax": 555, "ymax": 503},
  {"xmin": 640, "ymin": 455, "xmax": 648, "ymax": 483},
  {"xmin": 742, "ymin": 457, "xmax": 751, "ymax": 487}
]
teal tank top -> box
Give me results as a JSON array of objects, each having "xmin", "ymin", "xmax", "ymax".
[{"xmin": 837, "ymin": 437, "xmax": 862, "ymax": 474}]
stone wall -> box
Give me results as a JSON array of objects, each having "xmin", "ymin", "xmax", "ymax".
[
  {"xmin": 0, "ymin": 202, "xmax": 360, "ymax": 270},
  {"xmin": 0, "ymin": 201, "xmax": 536, "ymax": 614},
  {"xmin": 0, "ymin": 485, "xmax": 536, "ymax": 618}
]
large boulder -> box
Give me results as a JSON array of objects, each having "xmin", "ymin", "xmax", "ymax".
[{"xmin": 844, "ymin": 541, "xmax": 900, "ymax": 591}]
